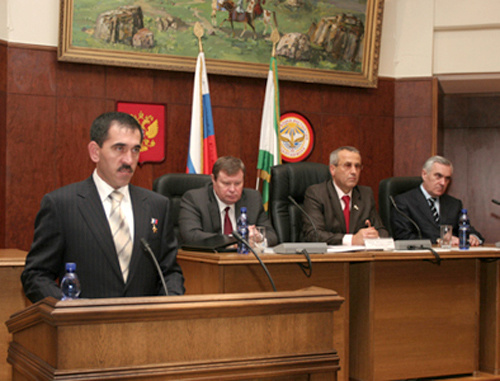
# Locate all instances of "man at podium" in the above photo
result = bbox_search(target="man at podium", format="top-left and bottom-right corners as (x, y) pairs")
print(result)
(21, 112), (185, 303)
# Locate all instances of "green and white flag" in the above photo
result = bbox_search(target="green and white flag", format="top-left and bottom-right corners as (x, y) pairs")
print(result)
(257, 56), (281, 211)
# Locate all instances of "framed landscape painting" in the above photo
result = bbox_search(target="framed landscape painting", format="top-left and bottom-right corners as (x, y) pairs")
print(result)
(59, 0), (384, 87)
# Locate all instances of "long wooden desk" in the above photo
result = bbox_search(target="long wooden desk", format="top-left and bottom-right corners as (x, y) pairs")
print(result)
(177, 247), (500, 381)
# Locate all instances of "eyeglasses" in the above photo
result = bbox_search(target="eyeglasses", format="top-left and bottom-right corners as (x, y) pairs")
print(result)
(335, 163), (363, 171)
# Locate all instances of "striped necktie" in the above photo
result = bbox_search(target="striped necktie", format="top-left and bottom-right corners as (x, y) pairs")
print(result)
(428, 197), (439, 223)
(109, 191), (132, 282)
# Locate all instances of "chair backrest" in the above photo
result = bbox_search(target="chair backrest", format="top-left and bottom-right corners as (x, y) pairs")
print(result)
(153, 173), (212, 241)
(269, 162), (331, 243)
(378, 176), (422, 237)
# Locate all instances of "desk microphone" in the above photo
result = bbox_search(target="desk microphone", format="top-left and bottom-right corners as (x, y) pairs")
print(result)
(389, 195), (423, 240)
(232, 230), (277, 292)
(288, 195), (320, 242)
(389, 196), (440, 265)
(140, 238), (169, 296)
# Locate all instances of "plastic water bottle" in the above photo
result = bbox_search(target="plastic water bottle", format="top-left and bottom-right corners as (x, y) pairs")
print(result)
(237, 207), (249, 254)
(458, 209), (470, 250)
(60, 262), (81, 300)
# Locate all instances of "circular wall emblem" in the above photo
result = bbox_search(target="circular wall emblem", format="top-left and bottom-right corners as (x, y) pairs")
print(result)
(279, 112), (315, 162)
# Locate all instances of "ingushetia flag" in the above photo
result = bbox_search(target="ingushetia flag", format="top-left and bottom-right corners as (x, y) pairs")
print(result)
(186, 52), (218, 174)
(257, 56), (281, 211)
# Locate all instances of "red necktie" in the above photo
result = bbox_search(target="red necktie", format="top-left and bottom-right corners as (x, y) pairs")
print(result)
(223, 206), (233, 235)
(342, 195), (350, 233)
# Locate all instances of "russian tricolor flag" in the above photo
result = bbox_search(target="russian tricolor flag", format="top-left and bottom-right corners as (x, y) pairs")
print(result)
(186, 52), (218, 174)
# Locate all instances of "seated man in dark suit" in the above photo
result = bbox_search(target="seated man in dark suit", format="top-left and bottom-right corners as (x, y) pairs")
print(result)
(22, 112), (185, 303)
(302, 146), (388, 245)
(392, 155), (484, 245)
(179, 156), (278, 246)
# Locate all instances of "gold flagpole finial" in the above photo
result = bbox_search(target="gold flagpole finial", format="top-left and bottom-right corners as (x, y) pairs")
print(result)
(194, 22), (204, 53)
(270, 28), (280, 58)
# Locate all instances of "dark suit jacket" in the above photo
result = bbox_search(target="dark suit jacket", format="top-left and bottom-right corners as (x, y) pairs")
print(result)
(21, 177), (185, 303)
(179, 183), (278, 246)
(302, 180), (389, 245)
(392, 187), (484, 243)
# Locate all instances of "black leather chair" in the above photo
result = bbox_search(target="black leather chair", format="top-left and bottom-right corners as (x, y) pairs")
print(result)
(269, 162), (331, 243)
(378, 176), (422, 237)
(153, 173), (212, 241)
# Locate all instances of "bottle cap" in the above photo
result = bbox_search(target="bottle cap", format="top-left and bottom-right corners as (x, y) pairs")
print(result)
(65, 262), (76, 272)
(240, 207), (247, 213)
(461, 208), (467, 213)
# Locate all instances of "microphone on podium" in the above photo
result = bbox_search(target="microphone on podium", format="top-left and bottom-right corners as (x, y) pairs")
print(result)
(140, 238), (169, 296)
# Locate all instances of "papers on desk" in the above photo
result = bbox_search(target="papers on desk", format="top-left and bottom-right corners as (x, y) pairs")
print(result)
(434, 246), (500, 253)
(327, 245), (366, 253)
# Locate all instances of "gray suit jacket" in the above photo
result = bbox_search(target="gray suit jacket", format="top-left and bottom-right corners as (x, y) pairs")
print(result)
(179, 183), (278, 246)
(302, 180), (389, 245)
(392, 187), (484, 243)
(21, 177), (185, 303)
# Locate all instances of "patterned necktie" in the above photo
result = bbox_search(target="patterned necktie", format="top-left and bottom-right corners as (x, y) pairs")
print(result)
(428, 197), (439, 223)
(223, 206), (233, 235)
(109, 191), (132, 282)
(342, 195), (350, 233)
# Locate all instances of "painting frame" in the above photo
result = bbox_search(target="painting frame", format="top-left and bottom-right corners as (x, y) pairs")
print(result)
(58, 0), (384, 88)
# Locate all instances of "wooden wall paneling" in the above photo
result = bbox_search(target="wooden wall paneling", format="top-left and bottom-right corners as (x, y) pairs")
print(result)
(106, 66), (155, 103)
(6, 94), (57, 250)
(56, 61), (106, 99)
(358, 115), (394, 203)
(7, 45), (56, 96)
(1, 42), (6, 247)
(0, 90), (5, 247)
(443, 94), (500, 244)
(3, 44), (398, 250)
(55, 98), (107, 187)
(281, 81), (324, 115)
(393, 78), (435, 176)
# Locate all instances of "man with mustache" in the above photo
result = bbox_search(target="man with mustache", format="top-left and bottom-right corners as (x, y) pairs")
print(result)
(392, 155), (484, 245)
(22, 112), (184, 303)
(302, 146), (388, 245)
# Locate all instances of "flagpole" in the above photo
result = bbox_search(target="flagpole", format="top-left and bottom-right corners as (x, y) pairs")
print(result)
(256, 28), (281, 192)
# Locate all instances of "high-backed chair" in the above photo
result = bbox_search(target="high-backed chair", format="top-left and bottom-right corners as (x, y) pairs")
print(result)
(269, 162), (331, 243)
(378, 176), (422, 237)
(153, 173), (212, 241)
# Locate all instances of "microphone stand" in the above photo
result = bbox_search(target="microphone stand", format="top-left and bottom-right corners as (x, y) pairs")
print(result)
(288, 195), (317, 276)
(140, 238), (169, 296)
(232, 230), (277, 292)
(390, 196), (441, 265)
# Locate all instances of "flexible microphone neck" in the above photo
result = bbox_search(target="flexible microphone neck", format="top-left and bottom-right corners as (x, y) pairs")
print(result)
(232, 230), (277, 292)
(140, 238), (169, 296)
(288, 195), (320, 242)
(493, 199), (500, 206)
(389, 195), (423, 240)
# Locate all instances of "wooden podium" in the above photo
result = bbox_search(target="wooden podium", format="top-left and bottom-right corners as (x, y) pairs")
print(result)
(6, 287), (344, 381)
